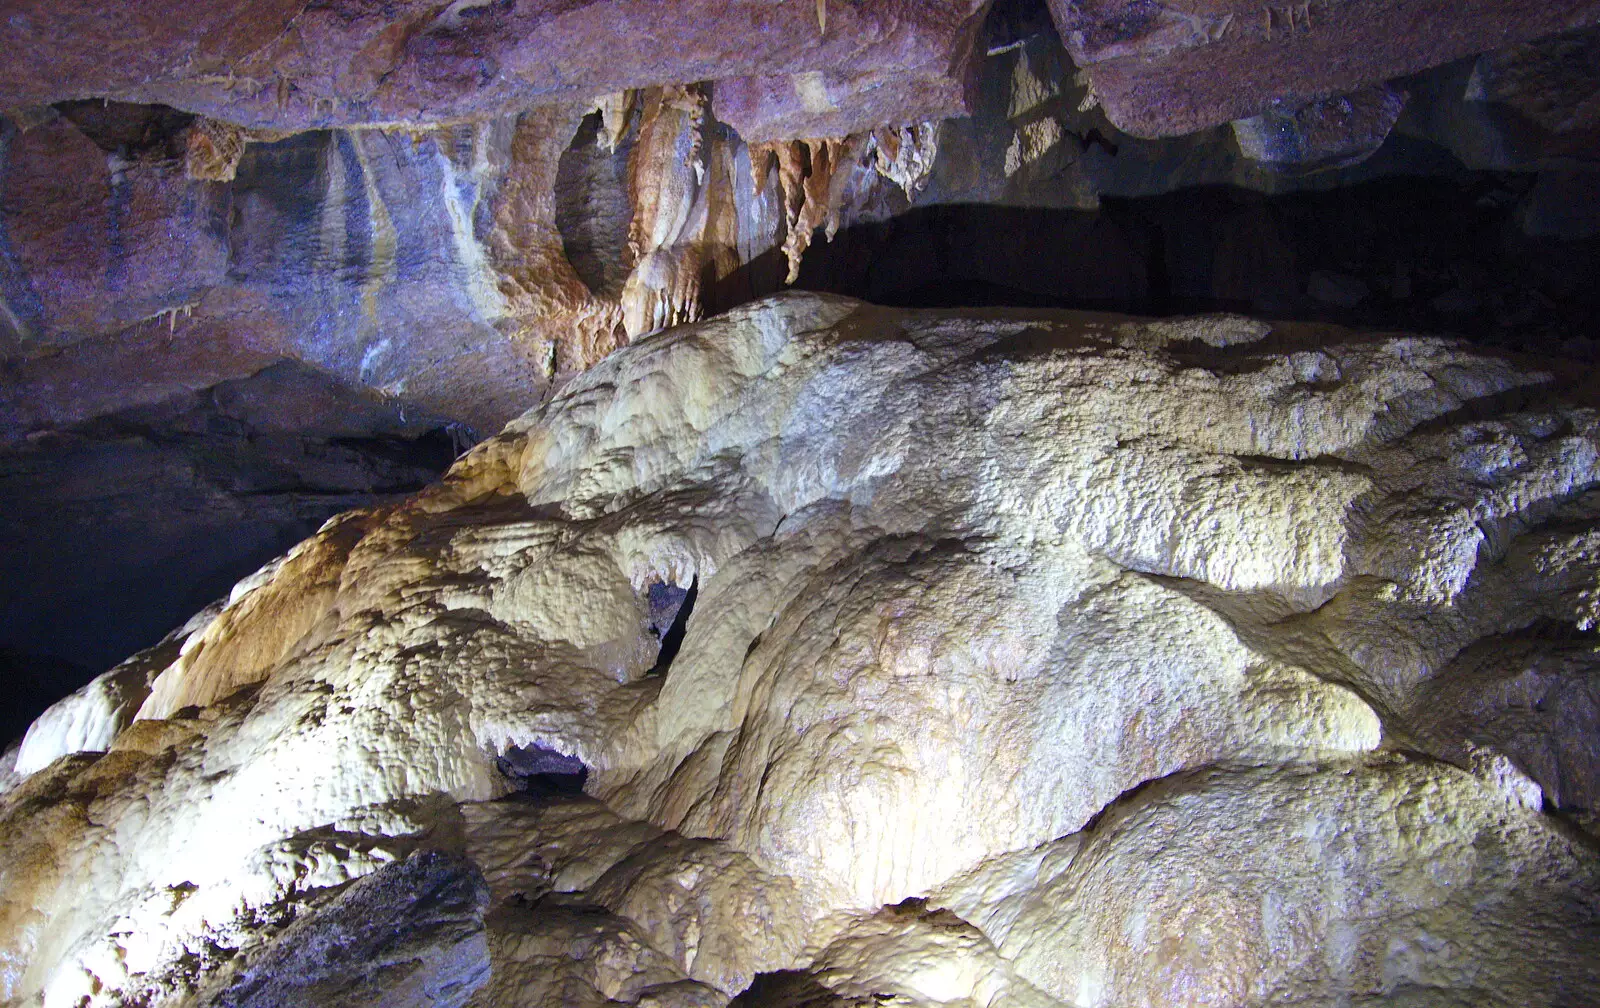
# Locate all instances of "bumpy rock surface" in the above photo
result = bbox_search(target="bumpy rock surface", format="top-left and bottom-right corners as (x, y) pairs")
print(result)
(2, 295), (1598, 1007)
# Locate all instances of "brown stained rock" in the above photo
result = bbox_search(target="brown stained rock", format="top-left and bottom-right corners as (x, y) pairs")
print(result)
(0, 118), (229, 350)
(752, 137), (860, 284)
(138, 507), (388, 721)
(184, 118), (248, 182)
(0, 1), (993, 135)
(620, 86), (715, 338)
(485, 105), (624, 374)
(1047, 0), (1600, 138)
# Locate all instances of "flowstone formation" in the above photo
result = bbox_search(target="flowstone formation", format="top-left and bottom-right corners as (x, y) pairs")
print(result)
(2, 294), (1598, 1007)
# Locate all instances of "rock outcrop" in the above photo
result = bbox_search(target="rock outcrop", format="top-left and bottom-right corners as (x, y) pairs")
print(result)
(2, 295), (1596, 1007)
(1049, 0), (1600, 137)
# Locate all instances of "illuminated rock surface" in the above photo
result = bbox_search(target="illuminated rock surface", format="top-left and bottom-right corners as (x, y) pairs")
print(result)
(2, 294), (1597, 1007)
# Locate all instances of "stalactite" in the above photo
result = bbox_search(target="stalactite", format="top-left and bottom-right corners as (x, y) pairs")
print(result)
(751, 136), (852, 284)
(697, 128), (746, 314)
(869, 122), (940, 197)
(488, 104), (624, 374)
(620, 84), (713, 337)
(592, 90), (637, 153)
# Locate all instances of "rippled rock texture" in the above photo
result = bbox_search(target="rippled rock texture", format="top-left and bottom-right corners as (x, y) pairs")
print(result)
(2, 295), (1596, 1007)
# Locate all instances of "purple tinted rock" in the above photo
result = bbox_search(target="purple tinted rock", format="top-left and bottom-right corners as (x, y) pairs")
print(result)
(1046, 0), (1600, 138)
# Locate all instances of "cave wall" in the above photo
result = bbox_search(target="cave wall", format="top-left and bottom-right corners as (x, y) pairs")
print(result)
(5, 4), (1599, 439)
(1, 0), (1597, 746)
(2, 1), (1600, 1005)
(1, 295), (1597, 1008)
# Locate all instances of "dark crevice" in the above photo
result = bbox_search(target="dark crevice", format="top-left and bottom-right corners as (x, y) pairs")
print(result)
(730, 970), (866, 1008)
(1074, 773), (1169, 837)
(496, 743), (589, 797)
(555, 110), (637, 303)
(646, 579), (697, 677)
(0, 361), (458, 684)
(53, 100), (194, 160)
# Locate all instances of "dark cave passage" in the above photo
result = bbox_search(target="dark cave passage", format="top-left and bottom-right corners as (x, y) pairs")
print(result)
(786, 175), (1600, 360)
(497, 743), (591, 797)
(0, 362), (461, 747)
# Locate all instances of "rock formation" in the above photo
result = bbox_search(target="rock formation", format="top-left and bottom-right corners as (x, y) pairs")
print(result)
(3, 294), (1597, 1007)
(4, 1), (1600, 1002)
(1049, 0), (1600, 137)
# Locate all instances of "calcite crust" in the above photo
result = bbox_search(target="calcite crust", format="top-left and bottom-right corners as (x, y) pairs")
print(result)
(1, 295), (1598, 1008)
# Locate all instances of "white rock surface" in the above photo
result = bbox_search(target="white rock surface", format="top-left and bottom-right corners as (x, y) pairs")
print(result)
(934, 757), (1600, 1008)
(1, 293), (1596, 1008)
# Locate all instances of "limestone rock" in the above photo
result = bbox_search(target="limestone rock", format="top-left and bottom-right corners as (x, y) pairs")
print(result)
(935, 757), (1600, 1007)
(0, 1), (990, 135)
(0, 295), (1597, 1006)
(194, 850), (491, 1008)
(1232, 84), (1408, 171)
(184, 119), (248, 183)
(0, 114), (228, 351)
(1048, 0), (1600, 137)
(11, 623), (184, 780)
(1410, 631), (1600, 812)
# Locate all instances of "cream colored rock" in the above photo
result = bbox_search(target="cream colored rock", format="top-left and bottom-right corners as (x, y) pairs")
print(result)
(1410, 632), (1600, 813)
(935, 758), (1599, 1008)
(468, 903), (723, 1008)
(137, 509), (384, 721)
(805, 903), (1062, 1008)
(0, 294), (1596, 1007)
(587, 834), (806, 994)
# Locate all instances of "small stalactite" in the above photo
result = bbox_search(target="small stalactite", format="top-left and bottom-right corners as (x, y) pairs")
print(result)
(868, 122), (940, 197)
(592, 90), (637, 153)
(752, 137), (852, 284)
